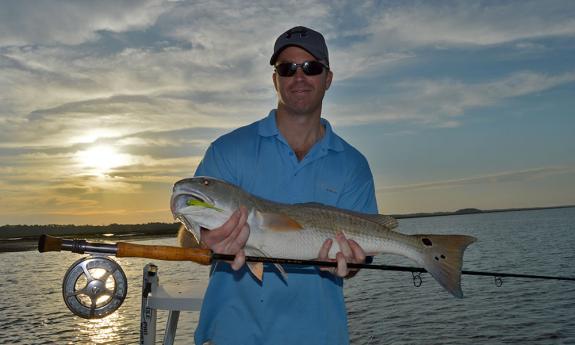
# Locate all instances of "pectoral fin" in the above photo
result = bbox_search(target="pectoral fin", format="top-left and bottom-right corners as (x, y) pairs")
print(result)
(256, 210), (303, 232)
(274, 263), (288, 282)
(247, 262), (264, 281)
(244, 247), (289, 282)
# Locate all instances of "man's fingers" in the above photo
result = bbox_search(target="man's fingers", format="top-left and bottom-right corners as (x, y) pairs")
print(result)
(221, 207), (249, 252)
(318, 238), (332, 259)
(231, 249), (246, 271)
(348, 239), (366, 264)
(317, 238), (335, 273)
(335, 232), (353, 259)
(202, 209), (240, 246)
(335, 252), (348, 277)
(196, 207), (250, 270)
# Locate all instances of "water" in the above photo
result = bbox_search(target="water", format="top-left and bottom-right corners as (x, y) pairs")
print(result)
(347, 207), (575, 345)
(0, 238), (211, 345)
(1, 208), (574, 344)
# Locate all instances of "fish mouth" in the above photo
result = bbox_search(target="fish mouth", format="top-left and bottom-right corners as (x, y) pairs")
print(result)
(170, 190), (214, 236)
(170, 189), (214, 216)
(188, 190), (213, 206)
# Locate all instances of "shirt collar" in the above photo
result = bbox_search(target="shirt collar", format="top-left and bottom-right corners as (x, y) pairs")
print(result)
(258, 109), (344, 152)
(258, 110), (280, 137)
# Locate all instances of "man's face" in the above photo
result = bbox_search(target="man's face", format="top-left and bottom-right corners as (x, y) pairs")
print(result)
(273, 46), (332, 116)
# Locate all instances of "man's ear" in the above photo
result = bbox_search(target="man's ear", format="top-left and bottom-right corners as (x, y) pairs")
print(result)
(272, 72), (278, 91)
(325, 70), (333, 90)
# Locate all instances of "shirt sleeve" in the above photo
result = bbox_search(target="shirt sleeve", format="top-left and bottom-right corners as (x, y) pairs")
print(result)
(338, 156), (378, 214)
(194, 142), (237, 184)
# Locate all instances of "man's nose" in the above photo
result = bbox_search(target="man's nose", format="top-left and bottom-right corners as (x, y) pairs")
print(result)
(293, 66), (306, 79)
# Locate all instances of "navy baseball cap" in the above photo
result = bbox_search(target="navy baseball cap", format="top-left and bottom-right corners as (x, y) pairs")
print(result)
(270, 26), (329, 66)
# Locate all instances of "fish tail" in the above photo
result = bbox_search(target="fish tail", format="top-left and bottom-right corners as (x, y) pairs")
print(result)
(415, 234), (477, 298)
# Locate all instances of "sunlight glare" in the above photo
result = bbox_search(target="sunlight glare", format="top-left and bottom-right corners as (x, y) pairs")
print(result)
(79, 311), (123, 344)
(76, 145), (132, 175)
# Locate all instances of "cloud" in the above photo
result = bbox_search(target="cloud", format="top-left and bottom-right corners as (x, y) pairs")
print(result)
(3, 1), (573, 146)
(326, 1), (575, 79)
(364, 0), (575, 47)
(328, 70), (575, 126)
(0, 0), (170, 45)
(378, 166), (575, 193)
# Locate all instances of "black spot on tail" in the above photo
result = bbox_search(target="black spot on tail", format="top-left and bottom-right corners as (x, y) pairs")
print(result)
(422, 238), (433, 246)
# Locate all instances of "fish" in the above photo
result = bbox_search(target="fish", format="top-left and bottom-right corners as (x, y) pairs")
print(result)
(170, 176), (477, 297)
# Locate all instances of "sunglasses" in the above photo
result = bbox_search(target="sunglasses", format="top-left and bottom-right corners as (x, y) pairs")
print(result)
(274, 61), (328, 77)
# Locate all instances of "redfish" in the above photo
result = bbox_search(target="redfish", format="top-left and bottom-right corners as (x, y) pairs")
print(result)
(171, 177), (476, 297)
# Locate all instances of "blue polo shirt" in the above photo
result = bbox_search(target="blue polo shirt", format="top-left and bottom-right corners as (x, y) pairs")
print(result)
(194, 110), (377, 345)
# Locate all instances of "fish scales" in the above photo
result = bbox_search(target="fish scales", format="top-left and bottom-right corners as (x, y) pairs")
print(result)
(272, 203), (418, 259)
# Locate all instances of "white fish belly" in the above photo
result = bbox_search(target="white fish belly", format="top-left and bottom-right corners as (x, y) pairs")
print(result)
(252, 228), (422, 263)
(251, 230), (332, 259)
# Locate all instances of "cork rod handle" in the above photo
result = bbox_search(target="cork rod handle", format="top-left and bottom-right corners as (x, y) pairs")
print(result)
(116, 242), (213, 265)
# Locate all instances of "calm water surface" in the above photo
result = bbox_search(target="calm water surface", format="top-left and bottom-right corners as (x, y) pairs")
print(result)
(1, 208), (574, 344)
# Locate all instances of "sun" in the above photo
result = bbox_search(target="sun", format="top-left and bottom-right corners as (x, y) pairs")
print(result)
(76, 145), (131, 175)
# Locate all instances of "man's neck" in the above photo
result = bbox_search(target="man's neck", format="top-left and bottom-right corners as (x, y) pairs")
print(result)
(276, 108), (325, 161)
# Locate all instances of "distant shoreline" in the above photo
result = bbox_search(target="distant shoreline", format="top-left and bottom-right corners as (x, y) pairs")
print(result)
(392, 204), (575, 219)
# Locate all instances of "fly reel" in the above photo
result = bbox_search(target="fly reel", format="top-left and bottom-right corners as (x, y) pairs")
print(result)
(62, 256), (128, 319)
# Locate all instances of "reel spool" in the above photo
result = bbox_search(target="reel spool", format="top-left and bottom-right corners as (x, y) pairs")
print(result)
(62, 256), (128, 319)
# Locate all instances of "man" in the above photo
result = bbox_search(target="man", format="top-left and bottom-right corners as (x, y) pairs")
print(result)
(193, 26), (378, 345)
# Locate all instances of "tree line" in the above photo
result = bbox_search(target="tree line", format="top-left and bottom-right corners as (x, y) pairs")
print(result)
(0, 223), (180, 239)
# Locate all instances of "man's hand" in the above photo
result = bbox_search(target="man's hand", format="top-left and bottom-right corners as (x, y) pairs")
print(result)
(317, 232), (366, 278)
(200, 206), (250, 271)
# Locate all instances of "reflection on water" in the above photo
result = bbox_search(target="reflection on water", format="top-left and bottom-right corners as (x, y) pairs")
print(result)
(78, 312), (123, 344)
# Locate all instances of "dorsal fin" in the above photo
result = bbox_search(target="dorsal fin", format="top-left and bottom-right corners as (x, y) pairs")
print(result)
(293, 202), (398, 230)
(359, 214), (399, 229)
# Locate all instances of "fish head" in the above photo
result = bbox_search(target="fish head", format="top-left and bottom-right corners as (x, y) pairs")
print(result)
(170, 177), (245, 234)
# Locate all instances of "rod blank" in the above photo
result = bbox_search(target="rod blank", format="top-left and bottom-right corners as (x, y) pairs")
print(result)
(213, 253), (575, 282)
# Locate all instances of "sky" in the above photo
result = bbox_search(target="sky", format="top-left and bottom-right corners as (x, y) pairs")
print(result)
(1, 0), (574, 225)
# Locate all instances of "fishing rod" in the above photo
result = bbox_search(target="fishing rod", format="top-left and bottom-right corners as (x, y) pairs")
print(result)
(39, 235), (575, 282)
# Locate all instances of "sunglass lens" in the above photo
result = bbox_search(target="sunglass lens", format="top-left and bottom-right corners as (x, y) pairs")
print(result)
(276, 63), (296, 77)
(303, 61), (325, 75)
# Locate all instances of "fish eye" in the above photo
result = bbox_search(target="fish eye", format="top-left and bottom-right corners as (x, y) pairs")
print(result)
(203, 179), (210, 186)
